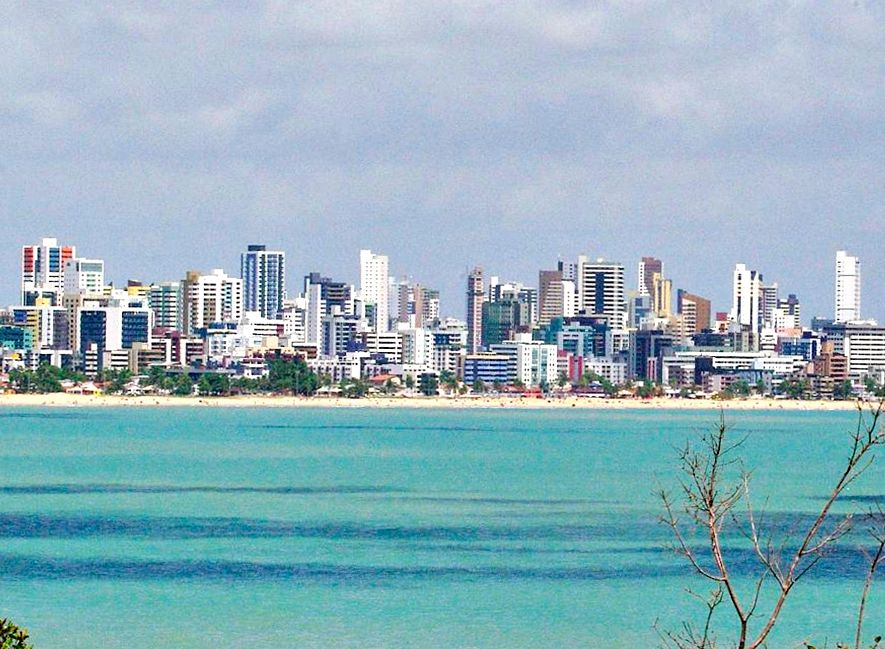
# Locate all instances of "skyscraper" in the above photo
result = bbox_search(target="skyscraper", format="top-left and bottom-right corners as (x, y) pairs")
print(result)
(359, 249), (389, 332)
(241, 244), (286, 319)
(637, 257), (663, 297)
(651, 272), (672, 317)
(21, 237), (76, 305)
(148, 281), (183, 331)
(466, 267), (484, 354)
(538, 269), (564, 326)
(835, 250), (861, 322)
(182, 269), (243, 335)
(577, 258), (625, 326)
(730, 264), (762, 333)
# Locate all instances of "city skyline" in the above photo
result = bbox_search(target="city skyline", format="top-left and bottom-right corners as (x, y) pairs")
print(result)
(2, 3), (883, 322)
(5, 235), (879, 325)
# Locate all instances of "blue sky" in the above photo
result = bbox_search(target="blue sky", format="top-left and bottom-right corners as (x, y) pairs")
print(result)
(2, 2), (882, 321)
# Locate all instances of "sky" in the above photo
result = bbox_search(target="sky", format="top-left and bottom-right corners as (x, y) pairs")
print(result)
(2, 1), (883, 322)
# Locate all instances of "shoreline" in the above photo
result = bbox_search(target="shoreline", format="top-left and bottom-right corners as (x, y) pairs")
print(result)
(0, 393), (867, 411)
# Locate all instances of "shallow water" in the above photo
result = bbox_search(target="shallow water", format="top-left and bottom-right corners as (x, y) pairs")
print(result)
(0, 407), (882, 647)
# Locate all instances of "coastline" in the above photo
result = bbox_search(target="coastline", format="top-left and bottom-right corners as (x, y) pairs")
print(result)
(0, 392), (866, 410)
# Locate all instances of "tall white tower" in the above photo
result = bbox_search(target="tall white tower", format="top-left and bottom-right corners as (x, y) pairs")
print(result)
(730, 264), (761, 333)
(835, 250), (861, 323)
(359, 249), (390, 332)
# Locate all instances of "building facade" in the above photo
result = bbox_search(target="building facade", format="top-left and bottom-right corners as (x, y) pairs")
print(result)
(241, 244), (286, 319)
(835, 250), (861, 323)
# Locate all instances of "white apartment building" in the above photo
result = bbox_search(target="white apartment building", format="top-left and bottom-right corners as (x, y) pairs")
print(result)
(491, 334), (558, 387)
(362, 330), (404, 364)
(835, 250), (861, 323)
(825, 322), (885, 380)
(730, 264), (762, 333)
(63, 258), (105, 295)
(182, 269), (243, 335)
(577, 258), (625, 326)
(584, 357), (627, 384)
(359, 249), (390, 332)
(21, 237), (76, 303)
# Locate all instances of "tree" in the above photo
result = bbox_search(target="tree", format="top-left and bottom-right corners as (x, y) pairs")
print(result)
(172, 373), (194, 396)
(834, 379), (855, 401)
(266, 357), (318, 396)
(104, 369), (133, 394)
(339, 377), (369, 398)
(864, 377), (885, 398)
(636, 379), (657, 399)
(557, 372), (569, 390)
(472, 379), (485, 394)
(144, 365), (172, 391)
(0, 618), (33, 649)
(404, 374), (415, 390)
(8, 368), (34, 393)
(419, 373), (439, 396)
(439, 369), (458, 394)
(754, 379), (767, 396)
(197, 372), (230, 396)
(726, 380), (751, 398)
(659, 404), (885, 649)
(780, 377), (810, 400)
(33, 364), (63, 393)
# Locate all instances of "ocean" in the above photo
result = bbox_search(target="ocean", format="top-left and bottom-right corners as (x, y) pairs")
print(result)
(0, 406), (882, 648)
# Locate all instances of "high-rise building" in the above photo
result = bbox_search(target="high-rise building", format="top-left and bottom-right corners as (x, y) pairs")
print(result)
(63, 258), (105, 295)
(148, 282), (183, 331)
(823, 322), (884, 381)
(760, 282), (779, 328)
(359, 249), (389, 332)
(730, 264), (762, 333)
(835, 250), (861, 322)
(539, 270), (564, 326)
(241, 244), (286, 319)
(677, 290), (711, 335)
(182, 269), (243, 335)
(21, 237), (76, 305)
(577, 258), (625, 326)
(638, 257), (663, 298)
(651, 272), (672, 317)
(466, 267), (484, 354)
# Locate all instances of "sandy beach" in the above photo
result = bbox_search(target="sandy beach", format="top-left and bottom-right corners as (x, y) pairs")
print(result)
(0, 392), (867, 410)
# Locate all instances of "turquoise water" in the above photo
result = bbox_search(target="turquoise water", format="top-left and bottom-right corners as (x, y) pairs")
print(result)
(0, 407), (883, 648)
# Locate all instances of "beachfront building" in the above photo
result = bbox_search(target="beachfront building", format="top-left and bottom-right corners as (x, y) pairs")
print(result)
(490, 334), (558, 387)
(823, 321), (885, 381)
(463, 353), (512, 387)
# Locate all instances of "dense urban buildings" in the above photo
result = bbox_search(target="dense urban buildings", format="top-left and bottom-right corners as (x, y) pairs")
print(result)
(1, 239), (882, 397)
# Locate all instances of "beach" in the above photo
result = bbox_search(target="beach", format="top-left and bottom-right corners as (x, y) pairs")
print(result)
(0, 392), (866, 410)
